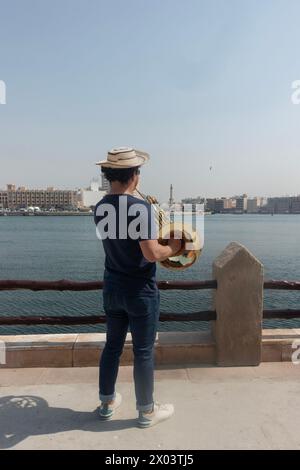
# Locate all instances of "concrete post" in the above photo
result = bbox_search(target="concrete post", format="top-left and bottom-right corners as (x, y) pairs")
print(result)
(213, 242), (263, 366)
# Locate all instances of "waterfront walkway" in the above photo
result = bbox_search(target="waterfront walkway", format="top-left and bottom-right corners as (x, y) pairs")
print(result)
(1, 363), (300, 450)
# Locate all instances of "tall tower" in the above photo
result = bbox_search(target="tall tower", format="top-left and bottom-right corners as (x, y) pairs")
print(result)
(169, 184), (174, 206)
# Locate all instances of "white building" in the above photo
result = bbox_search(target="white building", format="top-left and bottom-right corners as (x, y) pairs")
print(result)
(78, 179), (106, 209)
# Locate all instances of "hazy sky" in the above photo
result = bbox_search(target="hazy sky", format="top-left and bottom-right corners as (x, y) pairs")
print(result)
(0, 0), (300, 201)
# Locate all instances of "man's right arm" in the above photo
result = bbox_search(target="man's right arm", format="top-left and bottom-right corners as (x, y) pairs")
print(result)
(139, 239), (182, 263)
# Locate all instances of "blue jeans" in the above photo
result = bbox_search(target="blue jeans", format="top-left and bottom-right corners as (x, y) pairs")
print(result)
(99, 290), (160, 412)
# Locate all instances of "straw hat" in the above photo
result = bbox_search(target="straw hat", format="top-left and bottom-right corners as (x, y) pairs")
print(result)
(95, 147), (149, 168)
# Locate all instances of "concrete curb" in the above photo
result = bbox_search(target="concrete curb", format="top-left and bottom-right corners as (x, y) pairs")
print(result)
(0, 329), (300, 368)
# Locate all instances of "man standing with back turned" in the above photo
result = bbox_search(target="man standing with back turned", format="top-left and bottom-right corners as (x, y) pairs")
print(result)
(94, 147), (181, 428)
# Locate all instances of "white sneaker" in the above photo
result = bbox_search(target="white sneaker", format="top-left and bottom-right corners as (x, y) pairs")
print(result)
(99, 392), (122, 420)
(138, 402), (174, 428)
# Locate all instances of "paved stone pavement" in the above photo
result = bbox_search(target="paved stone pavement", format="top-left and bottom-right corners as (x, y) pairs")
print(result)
(0, 363), (300, 450)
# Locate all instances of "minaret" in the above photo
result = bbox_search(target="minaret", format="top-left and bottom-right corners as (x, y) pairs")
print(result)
(169, 184), (174, 206)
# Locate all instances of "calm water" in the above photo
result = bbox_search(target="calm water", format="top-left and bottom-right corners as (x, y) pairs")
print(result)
(0, 214), (300, 335)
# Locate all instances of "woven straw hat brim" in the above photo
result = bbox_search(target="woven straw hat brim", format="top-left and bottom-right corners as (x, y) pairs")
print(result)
(95, 150), (149, 168)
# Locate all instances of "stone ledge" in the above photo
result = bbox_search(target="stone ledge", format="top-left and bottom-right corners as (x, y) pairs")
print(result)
(0, 331), (214, 368)
(262, 329), (300, 362)
(0, 329), (299, 368)
(0, 333), (78, 350)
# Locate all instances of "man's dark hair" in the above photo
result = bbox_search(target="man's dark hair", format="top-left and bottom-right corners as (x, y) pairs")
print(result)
(101, 166), (140, 184)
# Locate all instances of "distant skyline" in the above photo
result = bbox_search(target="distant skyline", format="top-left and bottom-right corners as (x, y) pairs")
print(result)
(1, 0), (300, 200)
(1, 180), (300, 202)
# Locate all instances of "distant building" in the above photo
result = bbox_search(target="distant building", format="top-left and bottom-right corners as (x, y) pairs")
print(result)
(277, 197), (290, 213)
(235, 195), (247, 212)
(204, 197), (236, 213)
(0, 190), (8, 209)
(290, 197), (300, 213)
(205, 198), (216, 212)
(223, 198), (236, 210)
(247, 198), (259, 213)
(259, 197), (268, 207)
(264, 197), (291, 214)
(182, 196), (205, 205)
(100, 174), (110, 192)
(215, 198), (225, 212)
(78, 180), (106, 209)
(0, 184), (78, 210)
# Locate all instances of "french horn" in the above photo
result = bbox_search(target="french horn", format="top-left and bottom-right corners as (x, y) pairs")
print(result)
(135, 189), (202, 270)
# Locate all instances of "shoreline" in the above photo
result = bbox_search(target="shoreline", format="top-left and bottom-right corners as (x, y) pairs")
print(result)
(1, 212), (300, 217)
(0, 211), (93, 216)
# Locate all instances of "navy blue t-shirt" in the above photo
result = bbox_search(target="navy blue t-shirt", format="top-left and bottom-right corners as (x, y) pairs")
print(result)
(94, 194), (157, 296)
